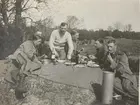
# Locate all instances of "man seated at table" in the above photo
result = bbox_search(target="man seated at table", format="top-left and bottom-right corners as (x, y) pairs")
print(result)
(94, 38), (106, 68)
(64, 30), (80, 62)
(93, 37), (115, 67)
(71, 30), (79, 51)
(49, 22), (74, 60)
(102, 39), (138, 98)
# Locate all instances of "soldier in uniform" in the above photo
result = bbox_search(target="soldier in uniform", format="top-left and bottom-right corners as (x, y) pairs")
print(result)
(65, 30), (80, 63)
(94, 37), (115, 68)
(5, 31), (43, 97)
(94, 38), (106, 68)
(103, 39), (138, 98)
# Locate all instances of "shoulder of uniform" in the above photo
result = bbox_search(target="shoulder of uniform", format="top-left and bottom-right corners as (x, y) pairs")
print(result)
(21, 40), (33, 48)
(117, 51), (126, 57)
(24, 40), (32, 44)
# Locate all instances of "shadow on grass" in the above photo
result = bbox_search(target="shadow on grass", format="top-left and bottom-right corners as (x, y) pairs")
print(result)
(91, 83), (102, 101)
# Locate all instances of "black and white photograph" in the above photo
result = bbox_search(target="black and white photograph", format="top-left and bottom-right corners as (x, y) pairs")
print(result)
(0, 0), (139, 105)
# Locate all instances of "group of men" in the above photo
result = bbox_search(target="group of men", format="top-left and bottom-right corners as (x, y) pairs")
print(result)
(94, 37), (138, 98)
(4, 22), (79, 95)
(4, 22), (138, 100)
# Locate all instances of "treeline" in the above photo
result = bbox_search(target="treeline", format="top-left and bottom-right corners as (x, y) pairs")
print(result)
(26, 27), (140, 41)
(77, 29), (140, 40)
(0, 24), (140, 59)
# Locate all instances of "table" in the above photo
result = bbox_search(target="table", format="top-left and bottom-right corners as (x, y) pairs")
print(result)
(33, 63), (103, 89)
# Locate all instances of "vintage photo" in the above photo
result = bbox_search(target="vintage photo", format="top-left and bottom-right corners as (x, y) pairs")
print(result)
(0, 0), (139, 105)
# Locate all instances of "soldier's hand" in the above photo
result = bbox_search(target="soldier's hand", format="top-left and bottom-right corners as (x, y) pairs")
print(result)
(107, 53), (113, 63)
(67, 55), (71, 60)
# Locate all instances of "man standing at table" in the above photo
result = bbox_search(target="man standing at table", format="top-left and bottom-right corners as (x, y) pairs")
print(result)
(49, 22), (74, 60)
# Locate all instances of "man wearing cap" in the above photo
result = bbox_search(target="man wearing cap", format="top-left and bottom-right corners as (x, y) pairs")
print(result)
(49, 22), (74, 60)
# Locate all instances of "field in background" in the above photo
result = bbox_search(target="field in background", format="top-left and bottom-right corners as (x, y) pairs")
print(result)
(78, 38), (140, 56)
(117, 38), (140, 56)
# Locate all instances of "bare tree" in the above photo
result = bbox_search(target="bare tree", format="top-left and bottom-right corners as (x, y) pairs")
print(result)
(0, 0), (9, 35)
(14, 0), (49, 41)
(66, 15), (84, 29)
(124, 24), (132, 32)
(0, 0), (8, 26)
(43, 16), (54, 28)
(15, 0), (24, 28)
(113, 22), (123, 31)
(107, 26), (114, 32)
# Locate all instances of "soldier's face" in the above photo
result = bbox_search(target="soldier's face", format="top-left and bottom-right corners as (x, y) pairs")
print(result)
(59, 25), (67, 34)
(108, 42), (117, 53)
(34, 38), (42, 46)
(72, 33), (79, 40)
(95, 41), (102, 49)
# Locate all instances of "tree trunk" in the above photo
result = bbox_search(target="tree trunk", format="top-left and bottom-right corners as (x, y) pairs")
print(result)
(1, 0), (9, 35)
(15, 0), (24, 42)
(15, 0), (23, 28)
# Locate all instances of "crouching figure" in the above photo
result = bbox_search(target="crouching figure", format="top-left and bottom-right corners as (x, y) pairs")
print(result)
(4, 31), (43, 99)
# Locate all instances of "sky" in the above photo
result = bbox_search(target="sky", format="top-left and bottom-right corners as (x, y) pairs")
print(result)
(24, 0), (140, 31)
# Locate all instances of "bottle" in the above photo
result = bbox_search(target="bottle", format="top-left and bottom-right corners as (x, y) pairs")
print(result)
(51, 54), (55, 59)
(75, 51), (79, 64)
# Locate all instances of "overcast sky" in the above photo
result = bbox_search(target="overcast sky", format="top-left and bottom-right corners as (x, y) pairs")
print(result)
(25, 0), (140, 31)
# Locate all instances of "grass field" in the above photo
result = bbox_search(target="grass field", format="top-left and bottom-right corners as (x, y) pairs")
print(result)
(78, 38), (140, 56)
(117, 38), (140, 56)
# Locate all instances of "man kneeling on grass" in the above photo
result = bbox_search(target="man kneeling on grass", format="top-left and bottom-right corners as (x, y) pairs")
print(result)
(102, 39), (138, 98)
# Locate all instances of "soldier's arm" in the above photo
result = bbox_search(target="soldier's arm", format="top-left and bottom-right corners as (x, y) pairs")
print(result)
(33, 55), (42, 65)
(110, 60), (117, 70)
(49, 31), (56, 54)
(115, 53), (132, 75)
(67, 34), (74, 59)
(21, 41), (35, 60)
(107, 53), (117, 70)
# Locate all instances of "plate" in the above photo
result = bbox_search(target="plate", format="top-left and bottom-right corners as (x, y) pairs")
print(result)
(93, 64), (99, 67)
(57, 60), (66, 63)
(65, 62), (76, 65)
(74, 64), (86, 68)
(87, 63), (99, 68)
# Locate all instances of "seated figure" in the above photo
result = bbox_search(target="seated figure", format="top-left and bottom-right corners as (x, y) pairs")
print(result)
(102, 39), (138, 98)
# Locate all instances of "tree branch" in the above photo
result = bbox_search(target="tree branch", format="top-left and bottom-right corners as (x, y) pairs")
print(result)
(5, 0), (9, 4)
(22, 0), (30, 9)
(22, 6), (37, 12)
(22, 16), (35, 23)
(8, 7), (15, 12)
(8, 11), (14, 18)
